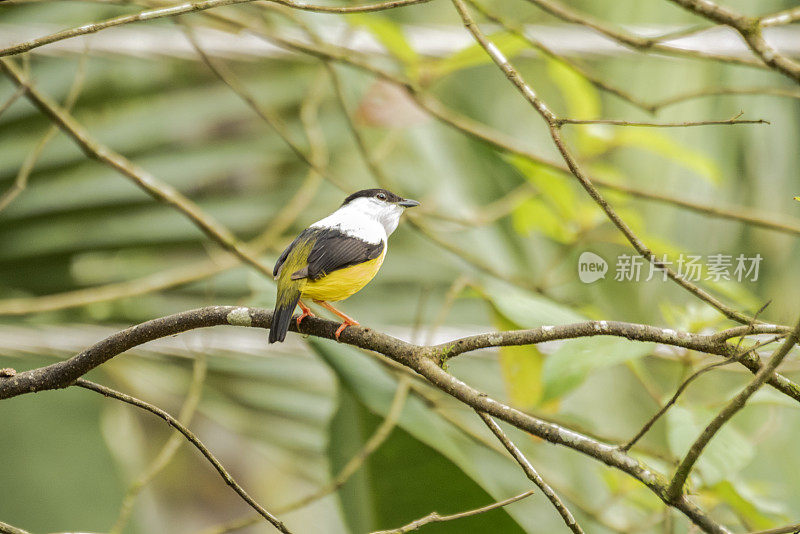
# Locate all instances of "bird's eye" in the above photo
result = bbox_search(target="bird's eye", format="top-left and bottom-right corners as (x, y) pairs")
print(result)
(376, 192), (387, 201)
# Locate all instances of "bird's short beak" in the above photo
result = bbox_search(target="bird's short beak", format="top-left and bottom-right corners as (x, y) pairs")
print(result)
(398, 198), (420, 208)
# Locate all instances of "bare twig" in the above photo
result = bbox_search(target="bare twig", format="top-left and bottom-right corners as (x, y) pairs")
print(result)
(477, 412), (583, 534)
(556, 115), (769, 127)
(665, 315), (800, 502)
(75, 378), (293, 534)
(369, 490), (535, 534)
(110, 354), (208, 534)
(0, 86), (25, 119)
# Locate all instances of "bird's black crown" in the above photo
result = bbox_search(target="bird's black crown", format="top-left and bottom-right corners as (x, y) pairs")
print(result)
(342, 188), (404, 206)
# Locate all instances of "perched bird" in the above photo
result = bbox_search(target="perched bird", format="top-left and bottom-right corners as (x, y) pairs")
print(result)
(269, 188), (420, 343)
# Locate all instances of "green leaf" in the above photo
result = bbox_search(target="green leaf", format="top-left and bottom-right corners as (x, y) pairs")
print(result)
(712, 479), (785, 530)
(667, 405), (755, 487)
(512, 197), (575, 243)
(612, 129), (722, 184)
(545, 58), (600, 119)
(483, 279), (653, 401)
(349, 14), (419, 78)
(493, 312), (545, 409)
(329, 386), (528, 534)
(310, 337), (564, 533)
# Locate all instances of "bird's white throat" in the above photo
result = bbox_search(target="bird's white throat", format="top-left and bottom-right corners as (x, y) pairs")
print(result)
(310, 196), (406, 244)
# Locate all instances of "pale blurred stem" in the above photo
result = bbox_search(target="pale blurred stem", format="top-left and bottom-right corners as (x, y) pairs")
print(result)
(0, 63), (329, 317)
(0, 85), (24, 118)
(7, 309), (792, 532)
(200, 375), (411, 534)
(110, 354), (207, 534)
(74, 378), (293, 534)
(370, 490), (535, 534)
(450, 0), (755, 327)
(0, 57), (274, 279)
(424, 275), (470, 345)
(665, 0), (800, 85)
(665, 315), (800, 503)
(0, 53), (87, 213)
(620, 334), (786, 453)
(477, 412), (584, 534)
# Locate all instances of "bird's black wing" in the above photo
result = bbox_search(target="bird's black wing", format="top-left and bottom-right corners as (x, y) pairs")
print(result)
(289, 228), (384, 281)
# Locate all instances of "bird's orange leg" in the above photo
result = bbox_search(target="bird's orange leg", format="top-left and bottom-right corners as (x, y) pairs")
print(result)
(314, 300), (359, 340)
(296, 299), (315, 328)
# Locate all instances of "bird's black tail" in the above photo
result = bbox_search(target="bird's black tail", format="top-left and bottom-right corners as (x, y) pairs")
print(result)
(269, 285), (301, 343)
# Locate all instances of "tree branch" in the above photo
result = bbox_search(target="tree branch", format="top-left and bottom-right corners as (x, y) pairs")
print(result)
(2, 306), (779, 532)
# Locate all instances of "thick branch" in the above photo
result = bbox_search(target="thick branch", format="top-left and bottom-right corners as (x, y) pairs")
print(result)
(2, 306), (782, 532)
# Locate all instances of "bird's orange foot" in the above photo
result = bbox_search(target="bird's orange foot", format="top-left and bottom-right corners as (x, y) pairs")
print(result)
(296, 300), (315, 328)
(334, 318), (359, 341)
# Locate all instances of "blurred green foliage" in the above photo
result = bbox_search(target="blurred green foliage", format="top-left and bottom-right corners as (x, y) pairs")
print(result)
(1, 0), (800, 533)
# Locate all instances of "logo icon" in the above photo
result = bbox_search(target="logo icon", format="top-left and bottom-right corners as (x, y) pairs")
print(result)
(578, 252), (608, 283)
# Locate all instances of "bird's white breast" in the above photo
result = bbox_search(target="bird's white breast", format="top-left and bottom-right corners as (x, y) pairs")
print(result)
(310, 205), (388, 245)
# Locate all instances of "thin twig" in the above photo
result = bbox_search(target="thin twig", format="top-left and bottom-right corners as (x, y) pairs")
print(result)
(477, 412), (584, 534)
(556, 116), (769, 127)
(369, 490), (535, 534)
(665, 315), (800, 502)
(75, 379), (293, 534)
(110, 354), (208, 534)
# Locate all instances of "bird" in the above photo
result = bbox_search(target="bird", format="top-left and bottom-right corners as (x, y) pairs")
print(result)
(268, 188), (420, 343)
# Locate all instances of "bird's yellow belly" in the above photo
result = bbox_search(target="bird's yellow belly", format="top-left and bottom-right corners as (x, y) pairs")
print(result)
(300, 250), (385, 302)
